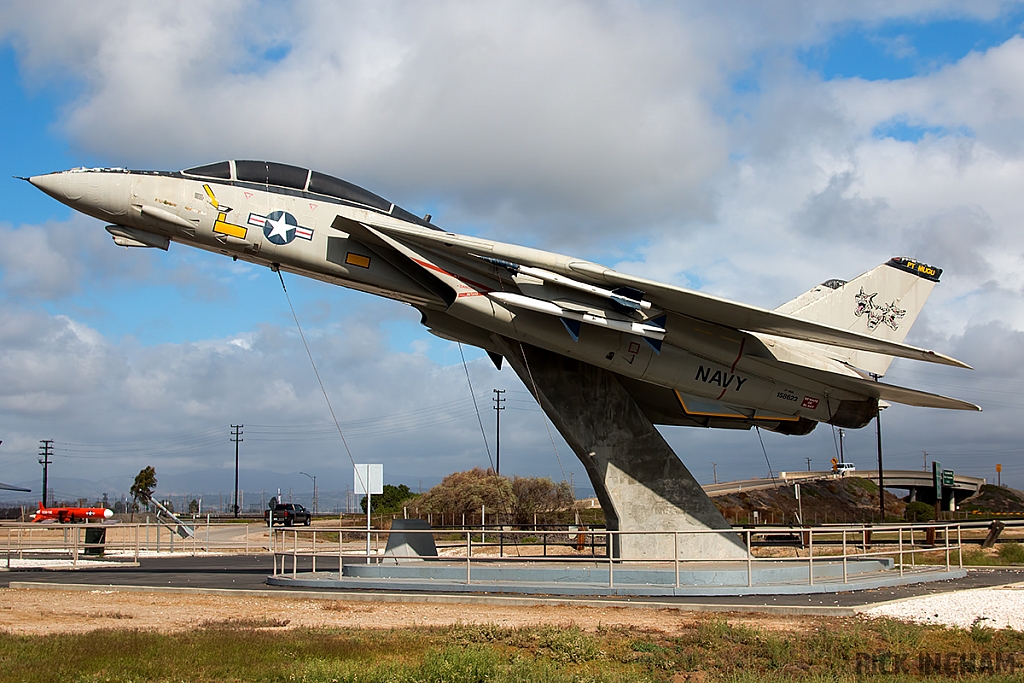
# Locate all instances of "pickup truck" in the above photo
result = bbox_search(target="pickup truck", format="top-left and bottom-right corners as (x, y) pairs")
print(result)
(264, 503), (312, 526)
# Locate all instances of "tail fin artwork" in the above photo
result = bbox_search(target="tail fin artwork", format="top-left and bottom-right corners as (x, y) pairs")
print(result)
(774, 257), (942, 376)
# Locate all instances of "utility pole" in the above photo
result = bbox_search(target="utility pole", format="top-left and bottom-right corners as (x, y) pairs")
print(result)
(876, 405), (885, 522)
(38, 440), (53, 507)
(230, 425), (243, 518)
(492, 389), (505, 475)
(922, 451), (928, 471)
(872, 374), (884, 523)
(300, 471), (317, 514)
(805, 457), (812, 472)
(711, 462), (718, 484)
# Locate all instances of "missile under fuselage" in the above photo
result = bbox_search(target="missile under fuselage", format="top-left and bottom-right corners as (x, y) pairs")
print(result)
(27, 162), (958, 432)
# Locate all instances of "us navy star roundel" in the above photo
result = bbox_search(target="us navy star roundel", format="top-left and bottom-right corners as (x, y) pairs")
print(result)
(247, 210), (314, 245)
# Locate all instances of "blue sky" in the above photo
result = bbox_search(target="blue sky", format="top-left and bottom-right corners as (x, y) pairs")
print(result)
(2, 2), (1023, 505)
(803, 13), (1024, 81)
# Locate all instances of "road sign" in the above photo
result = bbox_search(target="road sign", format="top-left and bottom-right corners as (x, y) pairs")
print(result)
(996, 464), (1002, 473)
(354, 464), (384, 566)
(353, 464), (383, 495)
(933, 461), (942, 498)
(942, 470), (954, 486)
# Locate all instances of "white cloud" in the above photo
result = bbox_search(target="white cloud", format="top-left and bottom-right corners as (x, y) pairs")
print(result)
(3, 2), (1024, 497)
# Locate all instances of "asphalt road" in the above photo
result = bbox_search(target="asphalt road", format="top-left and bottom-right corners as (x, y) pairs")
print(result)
(3, 554), (1023, 609)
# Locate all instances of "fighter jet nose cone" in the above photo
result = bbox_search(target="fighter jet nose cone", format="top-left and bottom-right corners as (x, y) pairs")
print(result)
(29, 169), (131, 218)
(28, 173), (70, 199)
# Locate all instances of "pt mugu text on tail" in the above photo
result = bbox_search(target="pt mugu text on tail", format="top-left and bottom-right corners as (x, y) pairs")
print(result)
(27, 160), (979, 440)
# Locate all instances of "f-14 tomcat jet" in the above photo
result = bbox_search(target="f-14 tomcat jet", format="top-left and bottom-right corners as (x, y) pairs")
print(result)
(28, 161), (977, 559)
(28, 160), (977, 435)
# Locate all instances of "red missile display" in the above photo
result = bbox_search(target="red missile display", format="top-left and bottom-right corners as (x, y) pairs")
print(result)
(30, 502), (114, 523)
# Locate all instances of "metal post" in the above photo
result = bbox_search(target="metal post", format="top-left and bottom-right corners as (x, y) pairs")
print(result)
(312, 530), (316, 574)
(674, 532), (680, 589)
(957, 525), (963, 569)
(808, 529), (814, 586)
(293, 529), (298, 579)
(746, 530), (753, 587)
(898, 527), (904, 576)
(945, 526), (950, 571)
(466, 531), (471, 584)
(875, 392), (885, 522)
(366, 489), (372, 565)
(842, 529), (848, 584)
(608, 531), (614, 588)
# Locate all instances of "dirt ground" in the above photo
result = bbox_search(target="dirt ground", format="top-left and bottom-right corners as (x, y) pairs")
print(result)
(0, 587), (828, 636)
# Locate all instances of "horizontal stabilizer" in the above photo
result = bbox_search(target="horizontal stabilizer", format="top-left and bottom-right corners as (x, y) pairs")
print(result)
(873, 383), (981, 411)
(764, 356), (981, 412)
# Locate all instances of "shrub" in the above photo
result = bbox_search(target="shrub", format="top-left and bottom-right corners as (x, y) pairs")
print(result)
(998, 541), (1024, 564)
(904, 501), (935, 522)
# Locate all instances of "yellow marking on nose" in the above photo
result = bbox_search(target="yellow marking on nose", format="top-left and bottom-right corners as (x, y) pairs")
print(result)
(203, 184), (219, 209)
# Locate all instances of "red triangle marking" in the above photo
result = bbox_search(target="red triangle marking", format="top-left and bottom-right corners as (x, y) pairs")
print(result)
(244, 191), (253, 199)
(309, 203), (317, 210)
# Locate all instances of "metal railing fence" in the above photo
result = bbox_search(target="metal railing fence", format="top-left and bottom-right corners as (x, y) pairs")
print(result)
(268, 521), (984, 589)
(1, 520), (267, 567)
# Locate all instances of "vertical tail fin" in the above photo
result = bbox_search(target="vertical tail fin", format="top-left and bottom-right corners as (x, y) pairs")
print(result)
(775, 257), (941, 376)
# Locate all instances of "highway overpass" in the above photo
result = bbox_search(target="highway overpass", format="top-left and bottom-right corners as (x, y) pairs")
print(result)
(707, 470), (986, 510)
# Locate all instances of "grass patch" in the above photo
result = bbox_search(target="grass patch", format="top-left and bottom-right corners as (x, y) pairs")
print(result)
(3, 616), (1024, 681)
(912, 545), (1024, 567)
(846, 477), (879, 493)
(998, 541), (1024, 564)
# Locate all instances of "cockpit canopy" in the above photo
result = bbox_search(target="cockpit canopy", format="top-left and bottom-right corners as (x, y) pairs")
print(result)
(182, 160), (432, 228)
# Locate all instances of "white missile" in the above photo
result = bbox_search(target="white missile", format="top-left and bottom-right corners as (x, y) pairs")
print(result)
(487, 291), (666, 340)
(479, 256), (651, 311)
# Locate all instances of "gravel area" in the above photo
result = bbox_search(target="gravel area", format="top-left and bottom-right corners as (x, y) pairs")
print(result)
(862, 583), (1024, 630)
(0, 587), (825, 635)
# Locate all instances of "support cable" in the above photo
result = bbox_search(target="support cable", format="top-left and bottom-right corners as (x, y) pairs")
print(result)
(754, 426), (778, 487)
(277, 270), (364, 493)
(458, 342), (495, 472)
(490, 267), (569, 482)
(825, 395), (842, 464)
(513, 340), (569, 484)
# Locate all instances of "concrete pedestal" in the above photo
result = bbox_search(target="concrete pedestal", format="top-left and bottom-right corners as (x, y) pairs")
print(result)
(495, 339), (747, 561)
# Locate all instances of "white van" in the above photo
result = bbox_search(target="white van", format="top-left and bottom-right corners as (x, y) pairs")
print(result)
(835, 462), (856, 475)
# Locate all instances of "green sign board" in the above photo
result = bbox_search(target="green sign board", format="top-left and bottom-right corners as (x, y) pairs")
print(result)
(933, 461), (943, 497)
(942, 470), (954, 486)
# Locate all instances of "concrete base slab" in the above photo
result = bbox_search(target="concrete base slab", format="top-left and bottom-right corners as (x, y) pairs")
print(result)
(267, 559), (966, 597)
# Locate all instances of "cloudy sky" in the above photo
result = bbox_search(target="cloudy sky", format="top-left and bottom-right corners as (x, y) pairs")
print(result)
(1, 1), (1022, 509)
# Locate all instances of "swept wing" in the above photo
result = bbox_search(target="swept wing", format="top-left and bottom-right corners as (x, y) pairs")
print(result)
(344, 216), (970, 369)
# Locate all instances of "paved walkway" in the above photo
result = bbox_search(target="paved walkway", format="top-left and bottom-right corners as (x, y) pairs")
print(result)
(3, 555), (1024, 614)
